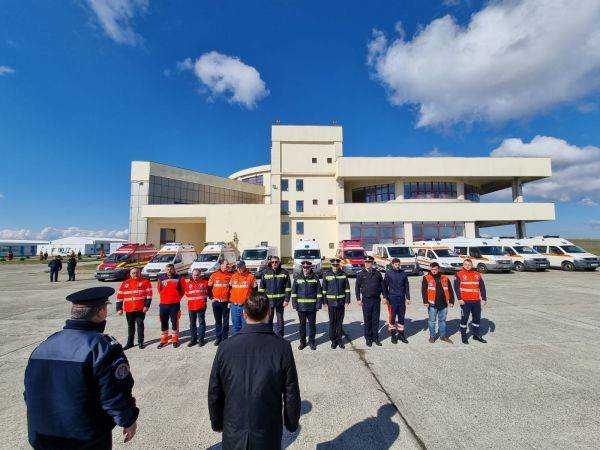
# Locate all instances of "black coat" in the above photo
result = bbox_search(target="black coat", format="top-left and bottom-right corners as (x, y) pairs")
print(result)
(291, 270), (323, 312)
(208, 323), (301, 450)
(258, 267), (292, 306)
(355, 268), (386, 300)
(321, 268), (351, 307)
(67, 256), (77, 270)
(47, 259), (62, 271)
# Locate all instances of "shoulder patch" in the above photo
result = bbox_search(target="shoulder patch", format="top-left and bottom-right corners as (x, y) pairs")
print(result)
(114, 362), (130, 380)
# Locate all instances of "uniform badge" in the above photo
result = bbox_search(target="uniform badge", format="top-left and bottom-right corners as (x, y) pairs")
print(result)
(114, 362), (130, 380)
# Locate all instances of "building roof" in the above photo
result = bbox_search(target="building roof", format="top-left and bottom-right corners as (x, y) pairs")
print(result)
(48, 237), (127, 245)
(0, 239), (49, 245)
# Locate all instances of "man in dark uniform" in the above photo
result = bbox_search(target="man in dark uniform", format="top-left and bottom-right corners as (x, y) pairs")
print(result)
(24, 287), (139, 449)
(355, 255), (387, 347)
(291, 260), (323, 351)
(67, 253), (78, 281)
(258, 256), (292, 337)
(47, 255), (62, 282)
(321, 258), (351, 349)
(383, 258), (411, 344)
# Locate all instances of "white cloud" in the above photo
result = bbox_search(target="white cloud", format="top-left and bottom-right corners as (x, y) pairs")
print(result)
(490, 136), (600, 203)
(0, 66), (15, 75)
(178, 51), (269, 109)
(0, 227), (128, 240)
(367, 0), (600, 127)
(579, 198), (598, 207)
(86, 0), (148, 46)
(424, 147), (451, 157)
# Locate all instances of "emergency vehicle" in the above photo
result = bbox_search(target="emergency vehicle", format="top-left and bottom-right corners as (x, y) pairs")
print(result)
(240, 244), (278, 277)
(493, 238), (550, 271)
(411, 241), (463, 273)
(370, 243), (419, 275)
(141, 243), (197, 279)
(335, 240), (366, 276)
(441, 238), (513, 273)
(95, 244), (156, 281)
(519, 236), (599, 271)
(189, 242), (238, 276)
(293, 239), (322, 276)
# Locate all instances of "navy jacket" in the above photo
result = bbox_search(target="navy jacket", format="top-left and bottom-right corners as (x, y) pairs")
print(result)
(24, 320), (139, 447)
(258, 267), (292, 306)
(321, 268), (351, 307)
(47, 259), (62, 271)
(355, 268), (386, 301)
(291, 270), (323, 312)
(383, 268), (410, 302)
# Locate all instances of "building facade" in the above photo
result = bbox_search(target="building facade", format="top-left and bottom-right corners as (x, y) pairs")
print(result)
(0, 240), (49, 258)
(130, 125), (555, 258)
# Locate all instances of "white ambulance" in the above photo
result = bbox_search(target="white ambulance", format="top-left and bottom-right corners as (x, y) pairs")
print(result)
(520, 236), (599, 271)
(494, 238), (550, 271)
(141, 243), (197, 279)
(411, 241), (463, 273)
(441, 238), (512, 273)
(240, 244), (278, 277)
(370, 243), (419, 275)
(189, 242), (238, 276)
(293, 239), (322, 276)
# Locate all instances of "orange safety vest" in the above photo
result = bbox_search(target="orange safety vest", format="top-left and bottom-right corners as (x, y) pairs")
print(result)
(208, 270), (232, 301)
(456, 269), (481, 301)
(184, 278), (208, 311)
(424, 274), (451, 304)
(116, 278), (153, 312)
(229, 271), (255, 305)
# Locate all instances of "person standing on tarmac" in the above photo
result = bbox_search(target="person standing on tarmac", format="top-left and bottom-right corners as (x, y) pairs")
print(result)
(321, 258), (350, 349)
(259, 256), (291, 337)
(184, 268), (209, 347)
(229, 261), (256, 334)
(355, 255), (386, 347)
(48, 255), (62, 282)
(116, 267), (152, 350)
(454, 259), (488, 344)
(422, 262), (455, 344)
(383, 258), (410, 344)
(208, 260), (232, 346)
(24, 287), (139, 449)
(67, 252), (78, 281)
(157, 264), (185, 348)
(291, 260), (323, 351)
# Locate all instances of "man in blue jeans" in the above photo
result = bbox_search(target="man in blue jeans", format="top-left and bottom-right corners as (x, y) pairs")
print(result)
(421, 262), (455, 343)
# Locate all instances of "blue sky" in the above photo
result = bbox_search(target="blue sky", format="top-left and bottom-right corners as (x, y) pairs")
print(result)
(1, 0), (599, 240)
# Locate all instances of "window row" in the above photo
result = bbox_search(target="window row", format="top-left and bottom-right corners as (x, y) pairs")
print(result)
(240, 174), (263, 185)
(404, 182), (457, 199)
(350, 222), (405, 251)
(311, 157), (333, 164)
(412, 222), (464, 241)
(281, 179), (303, 192)
(281, 199), (334, 214)
(281, 221), (304, 235)
(351, 183), (395, 203)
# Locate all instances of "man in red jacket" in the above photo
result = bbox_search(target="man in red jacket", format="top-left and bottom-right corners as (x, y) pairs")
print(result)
(184, 268), (209, 347)
(157, 264), (185, 348)
(116, 267), (153, 350)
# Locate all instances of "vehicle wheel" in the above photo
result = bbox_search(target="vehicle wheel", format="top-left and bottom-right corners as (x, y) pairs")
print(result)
(476, 263), (488, 273)
(513, 262), (525, 272)
(561, 261), (575, 271)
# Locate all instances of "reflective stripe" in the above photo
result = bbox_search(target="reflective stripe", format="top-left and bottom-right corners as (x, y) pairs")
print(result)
(297, 298), (317, 303)
(344, 289), (350, 293)
(459, 324), (467, 328)
(322, 290), (327, 294)
(306, 279), (318, 283)
(296, 280), (305, 284)
(325, 276), (334, 281)
(275, 274), (287, 278)
(257, 288), (265, 292)
(472, 323), (480, 327)
(267, 293), (285, 299)
(285, 288), (291, 292)
(326, 295), (346, 299)
(291, 294), (298, 298)
(460, 288), (479, 293)
(263, 275), (274, 279)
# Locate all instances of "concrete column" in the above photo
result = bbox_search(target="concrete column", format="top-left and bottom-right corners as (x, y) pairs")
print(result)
(271, 141), (282, 204)
(336, 180), (345, 204)
(516, 221), (527, 239)
(457, 182), (465, 201)
(465, 222), (477, 238)
(512, 178), (524, 203)
(394, 180), (404, 201)
(403, 222), (413, 244)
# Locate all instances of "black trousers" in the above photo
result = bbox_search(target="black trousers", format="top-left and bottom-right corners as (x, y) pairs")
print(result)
(67, 268), (76, 281)
(328, 306), (345, 342)
(460, 301), (482, 337)
(362, 298), (381, 343)
(298, 311), (316, 344)
(50, 270), (58, 282)
(269, 302), (285, 337)
(159, 303), (180, 332)
(125, 311), (145, 345)
(189, 309), (206, 341)
(212, 301), (229, 341)
(31, 430), (112, 450)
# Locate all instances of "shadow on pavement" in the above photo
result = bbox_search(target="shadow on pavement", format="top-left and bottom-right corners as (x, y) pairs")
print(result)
(446, 318), (496, 338)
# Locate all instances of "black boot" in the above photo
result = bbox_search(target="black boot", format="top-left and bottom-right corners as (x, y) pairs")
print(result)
(391, 331), (398, 344)
(298, 341), (307, 350)
(138, 342), (145, 349)
(366, 340), (373, 347)
(399, 332), (408, 344)
(374, 340), (382, 346)
(309, 341), (317, 350)
(331, 340), (338, 349)
(199, 339), (205, 347)
(123, 341), (134, 351)
(473, 335), (487, 343)
(461, 333), (469, 344)
(338, 339), (345, 349)
(187, 339), (197, 347)
(157, 342), (167, 349)
(214, 338), (221, 347)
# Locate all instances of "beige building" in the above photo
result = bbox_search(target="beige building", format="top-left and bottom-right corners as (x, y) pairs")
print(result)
(129, 125), (555, 258)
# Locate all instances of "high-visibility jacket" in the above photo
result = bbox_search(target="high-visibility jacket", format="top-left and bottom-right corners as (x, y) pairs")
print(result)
(258, 267), (292, 305)
(157, 274), (184, 304)
(116, 277), (153, 312)
(454, 269), (486, 301)
(321, 268), (350, 307)
(424, 274), (451, 304)
(291, 271), (323, 312)
(184, 278), (208, 311)
(208, 270), (232, 301)
(229, 271), (256, 305)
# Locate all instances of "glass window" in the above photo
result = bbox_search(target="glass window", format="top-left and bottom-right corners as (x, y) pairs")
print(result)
(296, 222), (304, 235)
(281, 200), (289, 214)
(549, 246), (564, 254)
(281, 179), (289, 191)
(351, 183), (395, 203)
(327, 157), (332, 163)
(296, 200), (304, 212)
(533, 246), (547, 253)
(296, 179), (304, 191)
(241, 175), (263, 185)
(160, 228), (176, 245)
(281, 222), (290, 235)
(404, 182), (458, 199)
(465, 184), (480, 202)
(312, 158), (317, 163)
(427, 250), (436, 259)
(413, 222), (464, 241)
(328, 199), (333, 205)
(349, 222), (404, 251)
(313, 199), (318, 205)
(454, 246), (467, 255)
(513, 246), (537, 254)
(560, 245), (586, 253)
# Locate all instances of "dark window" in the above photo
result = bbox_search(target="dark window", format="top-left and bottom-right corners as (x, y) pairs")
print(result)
(549, 246), (563, 254)
(329, 243), (334, 249)
(241, 175), (263, 185)
(296, 200), (304, 213)
(281, 222), (290, 235)
(351, 183), (395, 203)
(454, 246), (468, 255)
(296, 222), (304, 234)
(313, 199), (318, 205)
(412, 222), (464, 241)
(311, 158), (317, 164)
(404, 182), (457, 199)
(465, 184), (480, 202)
(350, 222), (404, 251)
(160, 228), (176, 245)
(327, 157), (333, 164)
(296, 179), (304, 191)
(281, 200), (289, 214)
(328, 199), (333, 205)
(533, 246), (547, 253)
(281, 179), (289, 191)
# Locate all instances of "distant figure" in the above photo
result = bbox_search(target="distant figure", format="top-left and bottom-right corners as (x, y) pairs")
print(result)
(100, 249), (106, 259)
(67, 254), (78, 281)
(77, 250), (82, 260)
(7, 250), (14, 261)
(208, 293), (301, 450)
(39, 251), (44, 261)
(43, 251), (48, 261)
(48, 255), (62, 282)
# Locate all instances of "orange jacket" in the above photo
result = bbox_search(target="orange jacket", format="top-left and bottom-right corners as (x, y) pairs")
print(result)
(208, 270), (232, 301)
(229, 271), (256, 305)
(157, 274), (185, 304)
(184, 278), (208, 311)
(455, 270), (482, 301)
(116, 277), (153, 312)
(424, 274), (451, 304)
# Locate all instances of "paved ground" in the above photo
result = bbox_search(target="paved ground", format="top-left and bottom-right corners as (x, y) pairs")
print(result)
(1, 264), (599, 449)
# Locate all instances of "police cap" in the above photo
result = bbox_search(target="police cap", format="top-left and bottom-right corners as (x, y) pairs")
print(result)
(329, 258), (340, 265)
(66, 287), (114, 306)
(365, 256), (375, 262)
(301, 260), (312, 267)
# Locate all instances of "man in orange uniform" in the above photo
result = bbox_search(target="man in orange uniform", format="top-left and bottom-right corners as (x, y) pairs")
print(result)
(229, 261), (256, 334)
(454, 259), (488, 344)
(184, 268), (209, 347)
(157, 264), (185, 348)
(208, 260), (232, 346)
(116, 267), (153, 350)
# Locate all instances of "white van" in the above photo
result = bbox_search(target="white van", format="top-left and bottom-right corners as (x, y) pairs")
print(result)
(520, 236), (599, 271)
(241, 245), (278, 277)
(495, 238), (550, 271)
(441, 238), (512, 273)
(293, 240), (322, 276)
(189, 242), (238, 276)
(141, 243), (197, 279)
(371, 243), (419, 275)
(411, 241), (463, 273)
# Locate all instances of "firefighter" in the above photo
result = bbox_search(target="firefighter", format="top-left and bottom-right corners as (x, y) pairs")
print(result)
(229, 261), (256, 334)
(258, 256), (291, 337)
(291, 261), (323, 350)
(48, 255), (62, 282)
(454, 258), (488, 344)
(67, 253), (77, 281)
(184, 268), (209, 347)
(383, 258), (410, 344)
(157, 264), (185, 348)
(321, 258), (350, 349)
(422, 262), (455, 343)
(116, 267), (152, 350)
(208, 260), (232, 346)
(355, 255), (386, 347)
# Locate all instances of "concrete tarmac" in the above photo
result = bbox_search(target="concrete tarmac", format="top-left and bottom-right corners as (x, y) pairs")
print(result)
(1, 264), (599, 449)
